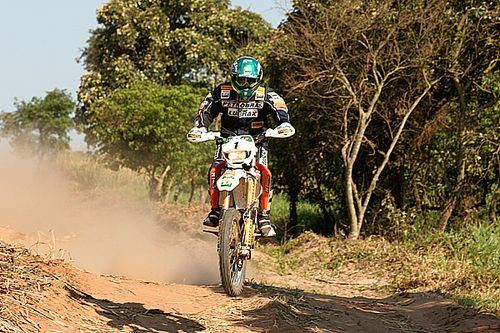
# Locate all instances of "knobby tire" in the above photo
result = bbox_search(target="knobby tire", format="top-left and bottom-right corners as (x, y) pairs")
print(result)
(218, 208), (246, 296)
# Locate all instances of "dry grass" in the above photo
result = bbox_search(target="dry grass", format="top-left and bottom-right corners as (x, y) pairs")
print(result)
(262, 230), (500, 313)
(52, 151), (150, 202)
(0, 241), (57, 332)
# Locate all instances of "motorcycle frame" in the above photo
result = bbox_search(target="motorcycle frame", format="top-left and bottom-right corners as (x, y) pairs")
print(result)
(219, 166), (261, 258)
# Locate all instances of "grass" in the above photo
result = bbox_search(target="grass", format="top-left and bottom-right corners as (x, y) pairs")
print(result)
(398, 221), (499, 312)
(52, 151), (150, 202)
(270, 193), (324, 237)
(50, 152), (499, 313)
(262, 196), (500, 314)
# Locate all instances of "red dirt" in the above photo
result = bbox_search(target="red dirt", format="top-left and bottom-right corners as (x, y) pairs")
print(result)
(1, 227), (499, 333)
(0, 153), (498, 332)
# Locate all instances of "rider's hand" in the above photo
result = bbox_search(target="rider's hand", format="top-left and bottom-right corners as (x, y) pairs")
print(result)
(275, 122), (295, 137)
(265, 122), (295, 138)
(187, 126), (207, 142)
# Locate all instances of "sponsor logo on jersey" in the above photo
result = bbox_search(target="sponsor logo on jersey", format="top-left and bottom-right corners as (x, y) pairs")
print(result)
(221, 85), (233, 99)
(228, 108), (258, 118)
(222, 101), (263, 109)
(275, 103), (288, 112)
(269, 92), (288, 112)
(251, 121), (264, 129)
(240, 109), (258, 118)
(228, 108), (239, 117)
(255, 87), (266, 101)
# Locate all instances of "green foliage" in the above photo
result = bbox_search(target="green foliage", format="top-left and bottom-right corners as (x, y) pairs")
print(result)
(267, 0), (449, 236)
(271, 193), (328, 238)
(0, 89), (75, 157)
(265, 0), (499, 236)
(76, 0), (272, 199)
(453, 294), (499, 313)
(465, 223), (499, 279)
(78, 0), (272, 110)
(89, 80), (212, 199)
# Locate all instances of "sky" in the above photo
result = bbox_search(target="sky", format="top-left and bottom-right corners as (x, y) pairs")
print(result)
(0, 0), (291, 115)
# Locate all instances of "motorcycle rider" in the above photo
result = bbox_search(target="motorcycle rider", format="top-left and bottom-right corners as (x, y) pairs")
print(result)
(187, 56), (295, 237)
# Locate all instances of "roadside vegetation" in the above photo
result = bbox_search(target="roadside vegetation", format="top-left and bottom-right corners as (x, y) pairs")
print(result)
(46, 152), (499, 313)
(0, 0), (497, 315)
(265, 208), (499, 313)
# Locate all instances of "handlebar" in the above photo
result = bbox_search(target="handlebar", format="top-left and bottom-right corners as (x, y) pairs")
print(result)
(188, 127), (292, 144)
(204, 131), (267, 145)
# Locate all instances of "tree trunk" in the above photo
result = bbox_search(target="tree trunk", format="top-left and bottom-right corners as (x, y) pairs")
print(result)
(344, 159), (360, 239)
(439, 78), (466, 231)
(287, 184), (299, 239)
(199, 185), (207, 204)
(149, 165), (171, 202)
(163, 176), (176, 203)
(488, 186), (499, 223)
(315, 178), (333, 235)
(148, 167), (159, 200)
(188, 177), (196, 204)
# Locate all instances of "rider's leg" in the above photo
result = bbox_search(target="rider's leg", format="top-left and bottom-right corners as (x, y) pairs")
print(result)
(203, 143), (224, 227)
(256, 143), (276, 237)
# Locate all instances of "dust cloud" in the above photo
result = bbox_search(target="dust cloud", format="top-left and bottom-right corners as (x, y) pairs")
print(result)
(0, 148), (219, 285)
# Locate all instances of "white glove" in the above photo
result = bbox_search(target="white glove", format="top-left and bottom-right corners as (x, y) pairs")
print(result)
(265, 122), (295, 138)
(187, 127), (207, 142)
(264, 127), (278, 137)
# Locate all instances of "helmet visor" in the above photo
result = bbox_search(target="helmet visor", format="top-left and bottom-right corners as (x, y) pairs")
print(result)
(236, 76), (258, 88)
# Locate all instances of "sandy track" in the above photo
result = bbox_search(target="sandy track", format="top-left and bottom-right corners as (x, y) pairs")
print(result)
(1, 231), (499, 333)
(0, 153), (498, 332)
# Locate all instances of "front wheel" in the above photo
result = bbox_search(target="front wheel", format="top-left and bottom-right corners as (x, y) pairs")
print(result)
(218, 208), (246, 296)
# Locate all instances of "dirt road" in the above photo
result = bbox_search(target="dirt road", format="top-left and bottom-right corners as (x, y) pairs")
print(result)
(1, 228), (499, 333)
(0, 154), (498, 332)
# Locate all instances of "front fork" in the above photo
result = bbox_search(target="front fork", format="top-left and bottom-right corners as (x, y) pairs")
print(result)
(219, 176), (258, 259)
(241, 176), (258, 258)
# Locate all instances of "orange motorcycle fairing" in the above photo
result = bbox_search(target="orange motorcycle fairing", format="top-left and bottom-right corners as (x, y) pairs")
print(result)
(255, 162), (272, 211)
(209, 161), (227, 208)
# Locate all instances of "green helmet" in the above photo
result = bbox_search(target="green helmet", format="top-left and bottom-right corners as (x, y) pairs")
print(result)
(230, 56), (263, 100)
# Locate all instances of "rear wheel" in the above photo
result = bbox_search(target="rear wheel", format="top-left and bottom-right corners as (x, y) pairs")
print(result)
(218, 208), (246, 296)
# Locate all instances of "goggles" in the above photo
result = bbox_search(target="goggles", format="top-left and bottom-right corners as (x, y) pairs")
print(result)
(235, 76), (258, 88)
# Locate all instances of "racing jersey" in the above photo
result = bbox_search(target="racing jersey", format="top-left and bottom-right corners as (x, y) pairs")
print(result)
(194, 83), (291, 137)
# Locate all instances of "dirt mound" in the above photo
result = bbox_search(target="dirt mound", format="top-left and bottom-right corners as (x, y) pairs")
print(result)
(2, 237), (499, 333)
(0, 241), (61, 332)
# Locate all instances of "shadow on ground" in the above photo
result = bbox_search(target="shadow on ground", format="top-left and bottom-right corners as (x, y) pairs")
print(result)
(66, 286), (205, 333)
(223, 283), (500, 333)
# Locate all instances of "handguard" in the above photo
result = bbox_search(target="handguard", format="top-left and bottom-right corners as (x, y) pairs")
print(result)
(187, 127), (220, 142)
(264, 122), (295, 139)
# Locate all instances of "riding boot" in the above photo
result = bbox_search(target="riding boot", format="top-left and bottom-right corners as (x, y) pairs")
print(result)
(203, 208), (221, 227)
(258, 212), (276, 237)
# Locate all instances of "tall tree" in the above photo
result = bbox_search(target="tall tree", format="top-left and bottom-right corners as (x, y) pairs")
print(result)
(435, 0), (499, 230)
(89, 80), (212, 200)
(0, 89), (75, 157)
(268, 0), (449, 238)
(77, 0), (272, 146)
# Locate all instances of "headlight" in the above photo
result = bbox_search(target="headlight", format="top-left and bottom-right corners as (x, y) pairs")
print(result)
(226, 150), (247, 163)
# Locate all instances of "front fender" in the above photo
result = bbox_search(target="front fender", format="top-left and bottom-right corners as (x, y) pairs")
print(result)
(217, 169), (246, 191)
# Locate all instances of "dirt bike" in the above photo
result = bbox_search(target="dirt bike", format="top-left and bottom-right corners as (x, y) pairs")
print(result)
(187, 125), (293, 296)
